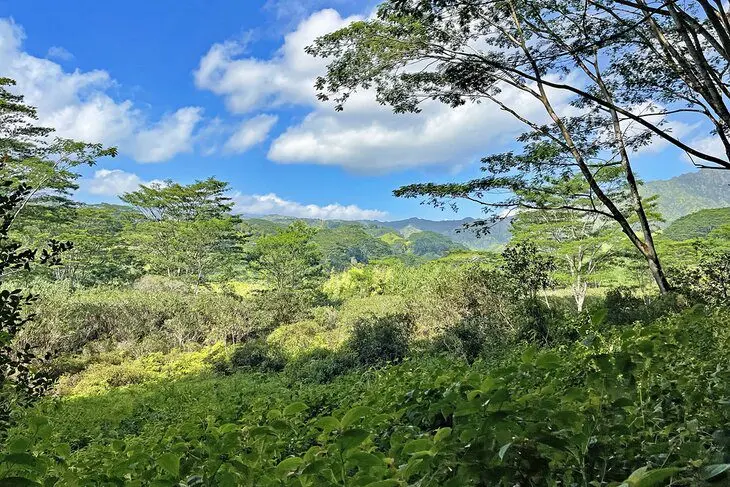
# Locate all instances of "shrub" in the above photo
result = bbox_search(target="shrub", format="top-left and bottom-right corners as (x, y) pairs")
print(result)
(267, 319), (348, 359)
(436, 318), (488, 362)
(18, 286), (260, 355)
(604, 286), (647, 326)
(230, 339), (286, 373)
(347, 313), (414, 366)
(671, 249), (730, 306)
(284, 348), (356, 384)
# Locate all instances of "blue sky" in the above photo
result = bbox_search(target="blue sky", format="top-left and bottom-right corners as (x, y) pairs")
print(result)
(0, 0), (707, 221)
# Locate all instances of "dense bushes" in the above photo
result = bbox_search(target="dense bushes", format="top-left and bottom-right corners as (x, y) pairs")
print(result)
(348, 313), (414, 366)
(3, 308), (729, 485)
(18, 286), (263, 356)
(229, 339), (286, 373)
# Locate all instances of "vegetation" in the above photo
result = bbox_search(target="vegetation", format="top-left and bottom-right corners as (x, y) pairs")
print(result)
(642, 172), (730, 224)
(664, 208), (730, 241)
(2, 0), (730, 482)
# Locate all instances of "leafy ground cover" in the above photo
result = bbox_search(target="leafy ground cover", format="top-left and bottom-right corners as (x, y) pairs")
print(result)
(2, 307), (729, 486)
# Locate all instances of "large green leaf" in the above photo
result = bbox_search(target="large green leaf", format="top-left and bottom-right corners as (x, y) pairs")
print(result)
(276, 457), (303, 476)
(339, 429), (370, 451)
(341, 406), (374, 428)
(157, 453), (180, 477)
(283, 402), (309, 416)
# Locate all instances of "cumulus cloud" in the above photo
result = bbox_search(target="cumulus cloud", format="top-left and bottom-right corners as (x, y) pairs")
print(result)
(196, 9), (579, 173)
(0, 18), (203, 163)
(195, 9), (361, 114)
(681, 134), (730, 166)
(132, 107), (204, 162)
(224, 114), (278, 153)
(232, 192), (387, 220)
(84, 169), (164, 196)
(46, 45), (74, 61)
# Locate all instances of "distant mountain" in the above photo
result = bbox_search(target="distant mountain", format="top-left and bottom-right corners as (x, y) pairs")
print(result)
(371, 217), (512, 250)
(242, 215), (512, 250)
(641, 170), (730, 223)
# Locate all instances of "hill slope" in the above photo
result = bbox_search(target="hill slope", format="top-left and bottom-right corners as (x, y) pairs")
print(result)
(241, 215), (512, 250)
(642, 170), (730, 223)
(663, 207), (730, 240)
(373, 217), (511, 250)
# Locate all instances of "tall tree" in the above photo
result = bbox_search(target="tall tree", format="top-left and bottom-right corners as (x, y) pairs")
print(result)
(247, 221), (325, 293)
(1, 80), (113, 435)
(0, 78), (116, 219)
(589, 0), (730, 169)
(308, 0), (680, 292)
(121, 178), (240, 285)
(120, 177), (233, 222)
(511, 208), (617, 312)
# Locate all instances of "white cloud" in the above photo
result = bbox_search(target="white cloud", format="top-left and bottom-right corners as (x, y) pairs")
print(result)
(46, 45), (74, 61)
(85, 169), (146, 196)
(196, 9), (579, 173)
(681, 134), (730, 165)
(195, 9), (361, 114)
(0, 18), (203, 163)
(232, 192), (387, 220)
(224, 114), (278, 153)
(132, 107), (203, 163)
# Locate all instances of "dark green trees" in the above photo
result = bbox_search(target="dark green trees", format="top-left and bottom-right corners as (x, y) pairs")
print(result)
(120, 178), (241, 286)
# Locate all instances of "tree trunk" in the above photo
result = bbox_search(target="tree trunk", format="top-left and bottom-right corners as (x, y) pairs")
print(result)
(572, 280), (587, 313)
(643, 245), (671, 294)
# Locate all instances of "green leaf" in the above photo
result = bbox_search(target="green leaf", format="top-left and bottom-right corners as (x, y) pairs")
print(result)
(315, 416), (341, 432)
(283, 402), (308, 416)
(301, 459), (327, 475)
(535, 351), (561, 369)
(341, 406), (373, 428)
(498, 442), (512, 461)
(347, 451), (382, 469)
(401, 439), (432, 456)
(249, 426), (276, 437)
(338, 428), (370, 451)
(363, 481), (400, 487)
(625, 466), (680, 486)
(276, 457), (303, 476)
(0, 478), (40, 487)
(434, 427), (451, 443)
(702, 464), (730, 481)
(3, 453), (36, 467)
(157, 452), (180, 477)
(6, 438), (31, 453)
(266, 409), (282, 420)
(521, 346), (537, 364)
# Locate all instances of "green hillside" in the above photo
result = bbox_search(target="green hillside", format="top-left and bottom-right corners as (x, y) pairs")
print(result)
(375, 217), (512, 250)
(642, 170), (730, 223)
(664, 207), (730, 240)
(243, 215), (513, 251)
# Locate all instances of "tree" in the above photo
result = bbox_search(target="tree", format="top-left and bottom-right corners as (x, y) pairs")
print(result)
(0, 79), (114, 434)
(510, 174), (623, 311)
(586, 0), (730, 170)
(0, 78), (116, 220)
(500, 241), (556, 301)
(14, 204), (140, 287)
(407, 230), (465, 257)
(247, 221), (324, 292)
(120, 177), (233, 221)
(308, 1), (678, 293)
(0, 178), (71, 435)
(120, 178), (240, 285)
